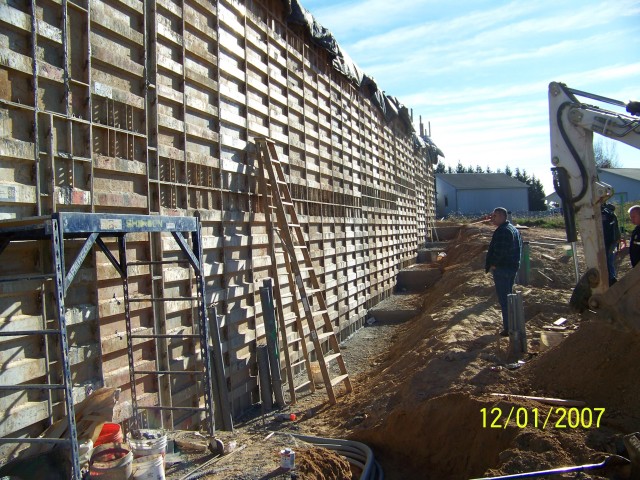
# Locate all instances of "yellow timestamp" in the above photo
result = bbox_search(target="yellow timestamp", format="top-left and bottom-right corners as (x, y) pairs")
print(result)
(481, 406), (605, 430)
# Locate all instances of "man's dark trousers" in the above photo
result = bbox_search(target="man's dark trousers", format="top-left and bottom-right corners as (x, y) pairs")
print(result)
(493, 268), (517, 331)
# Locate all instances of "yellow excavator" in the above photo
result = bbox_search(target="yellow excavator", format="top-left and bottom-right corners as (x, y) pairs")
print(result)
(548, 81), (640, 330)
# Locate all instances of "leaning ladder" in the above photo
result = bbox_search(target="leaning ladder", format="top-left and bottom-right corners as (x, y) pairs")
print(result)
(255, 137), (352, 405)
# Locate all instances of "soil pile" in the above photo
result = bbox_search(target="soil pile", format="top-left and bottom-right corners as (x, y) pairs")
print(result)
(522, 320), (640, 427)
(322, 224), (639, 479)
(295, 446), (353, 479)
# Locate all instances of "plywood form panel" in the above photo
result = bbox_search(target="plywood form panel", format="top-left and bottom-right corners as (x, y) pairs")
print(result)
(0, 0), (434, 428)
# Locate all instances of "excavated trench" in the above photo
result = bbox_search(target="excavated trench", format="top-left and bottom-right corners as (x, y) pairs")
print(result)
(353, 393), (519, 479)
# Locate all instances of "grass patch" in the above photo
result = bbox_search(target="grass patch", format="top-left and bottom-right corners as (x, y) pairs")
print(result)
(512, 216), (565, 229)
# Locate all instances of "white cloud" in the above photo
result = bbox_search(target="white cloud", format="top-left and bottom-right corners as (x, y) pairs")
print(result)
(302, 0), (640, 193)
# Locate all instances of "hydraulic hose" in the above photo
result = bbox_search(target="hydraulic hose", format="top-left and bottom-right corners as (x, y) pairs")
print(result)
(556, 101), (588, 204)
(291, 433), (383, 480)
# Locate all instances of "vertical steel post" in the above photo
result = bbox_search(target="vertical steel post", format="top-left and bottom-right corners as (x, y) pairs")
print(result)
(191, 222), (215, 437)
(51, 216), (81, 479)
(120, 234), (139, 428)
(30, 0), (41, 215)
(260, 281), (285, 408)
(257, 344), (273, 411)
(207, 305), (233, 432)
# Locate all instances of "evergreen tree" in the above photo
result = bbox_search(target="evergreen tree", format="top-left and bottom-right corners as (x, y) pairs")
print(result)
(527, 175), (547, 211)
(515, 168), (530, 184)
(447, 166), (453, 174)
(504, 165), (512, 177)
(486, 165), (492, 173)
(475, 165), (483, 173)
(435, 161), (446, 173)
(456, 161), (465, 173)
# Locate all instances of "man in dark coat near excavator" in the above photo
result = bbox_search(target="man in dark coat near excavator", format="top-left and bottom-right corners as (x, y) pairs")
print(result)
(485, 207), (522, 336)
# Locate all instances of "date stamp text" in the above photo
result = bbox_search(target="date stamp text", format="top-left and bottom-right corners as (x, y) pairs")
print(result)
(481, 407), (605, 429)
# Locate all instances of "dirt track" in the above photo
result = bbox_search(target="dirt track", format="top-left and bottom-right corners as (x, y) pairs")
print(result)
(168, 223), (639, 479)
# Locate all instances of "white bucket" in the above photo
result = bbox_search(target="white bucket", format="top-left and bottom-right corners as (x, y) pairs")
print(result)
(129, 431), (168, 460)
(132, 454), (165, 480)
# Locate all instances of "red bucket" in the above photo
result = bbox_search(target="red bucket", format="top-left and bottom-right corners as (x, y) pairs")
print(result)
(94, 423), (123, 447)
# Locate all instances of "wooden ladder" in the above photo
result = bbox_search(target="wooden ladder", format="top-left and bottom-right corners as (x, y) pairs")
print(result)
(255, 137), (352, 405)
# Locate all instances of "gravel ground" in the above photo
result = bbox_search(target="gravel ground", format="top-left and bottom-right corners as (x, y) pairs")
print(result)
(164, 318), (405, 480)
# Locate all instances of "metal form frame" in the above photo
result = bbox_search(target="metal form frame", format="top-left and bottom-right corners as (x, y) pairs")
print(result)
(0, 212), (229, 479)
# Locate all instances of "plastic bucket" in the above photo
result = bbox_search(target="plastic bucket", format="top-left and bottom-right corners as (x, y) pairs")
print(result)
(132, 454), (165, 480)
(89, 442), (133, 479)
(129, 431), (168, 460)
(94, 423), (124, 447)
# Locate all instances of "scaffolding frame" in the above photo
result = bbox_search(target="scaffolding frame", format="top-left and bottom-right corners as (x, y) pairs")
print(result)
(0, 212), (230, 479)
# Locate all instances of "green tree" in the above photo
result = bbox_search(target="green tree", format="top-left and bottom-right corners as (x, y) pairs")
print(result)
(504, 165), (513, 177)
(486, 165), (492, 173)
(527, 175), (547, 211)
(456, 161), (465, 173)
(435, 161), (446, 173)
(514, 168), (530, 185)
(475, 165), (483, 173)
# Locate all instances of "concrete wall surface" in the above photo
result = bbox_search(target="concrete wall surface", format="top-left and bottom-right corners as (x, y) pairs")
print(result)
(0, 0), (435, 449)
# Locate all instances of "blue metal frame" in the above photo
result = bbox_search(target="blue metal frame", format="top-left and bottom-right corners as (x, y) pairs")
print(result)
(0, 212), (231, 478)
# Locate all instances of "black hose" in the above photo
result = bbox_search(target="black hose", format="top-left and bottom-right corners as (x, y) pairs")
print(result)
(556, 101), (588, 203)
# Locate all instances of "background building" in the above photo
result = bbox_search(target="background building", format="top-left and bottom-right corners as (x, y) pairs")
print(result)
(597, 168), (640, 203)
(435, 173), (529, 217)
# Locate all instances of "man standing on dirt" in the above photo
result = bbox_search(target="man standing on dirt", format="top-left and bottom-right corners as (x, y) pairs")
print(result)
(629, 205), (640, 267)
(485, 207), (522, 336)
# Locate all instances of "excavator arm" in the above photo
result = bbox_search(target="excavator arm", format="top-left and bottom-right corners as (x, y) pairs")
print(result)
(548, 82), (640, 329)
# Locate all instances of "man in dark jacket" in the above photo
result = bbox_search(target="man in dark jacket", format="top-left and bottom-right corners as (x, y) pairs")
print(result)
(629, 205), (640, 268)
(485, 207), (522, 336)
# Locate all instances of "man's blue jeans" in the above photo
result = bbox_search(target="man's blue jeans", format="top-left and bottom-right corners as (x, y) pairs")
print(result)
(492, 268), (517, 331)
(606, 251), (616, 285)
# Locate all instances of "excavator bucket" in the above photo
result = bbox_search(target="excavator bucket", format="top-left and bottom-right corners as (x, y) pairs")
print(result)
(587, 264), (640, 333)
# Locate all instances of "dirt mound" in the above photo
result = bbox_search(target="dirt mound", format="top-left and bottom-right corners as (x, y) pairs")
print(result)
(325, 224), (640, 479)
(352, 393), (519, 479)
(521, 320), (640, 430)
(295, 446), (353, 479)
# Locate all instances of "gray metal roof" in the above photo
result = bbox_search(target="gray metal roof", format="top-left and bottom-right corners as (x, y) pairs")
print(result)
(598, 168), (640, 182)
(435, 173), (529, 190)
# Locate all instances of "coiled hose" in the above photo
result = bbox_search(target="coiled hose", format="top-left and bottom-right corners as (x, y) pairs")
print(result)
(291, 433), (384, 480)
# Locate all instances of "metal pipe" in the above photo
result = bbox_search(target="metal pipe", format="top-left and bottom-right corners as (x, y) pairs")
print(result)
(256, 344), (273, 412)
(471, 455), (629, 479)
(571, 240), (580, 284)
(260, 281), (285, 408)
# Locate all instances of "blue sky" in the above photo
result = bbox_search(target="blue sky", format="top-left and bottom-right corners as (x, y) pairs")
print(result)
(302, 0), (640, 194)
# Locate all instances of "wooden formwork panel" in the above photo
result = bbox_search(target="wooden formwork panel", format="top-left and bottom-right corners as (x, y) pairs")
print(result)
(0, 0), (434, 437)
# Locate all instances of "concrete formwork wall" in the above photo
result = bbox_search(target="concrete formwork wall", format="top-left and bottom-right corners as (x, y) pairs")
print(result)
(0, 0), (435, 444)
